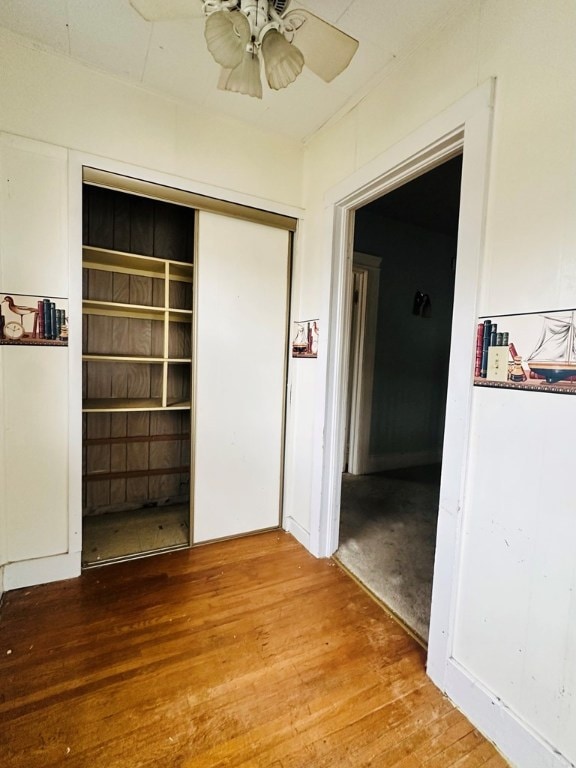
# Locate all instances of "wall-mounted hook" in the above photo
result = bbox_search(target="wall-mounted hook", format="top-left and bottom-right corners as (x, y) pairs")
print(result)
(412, 290), (424, 315)
(421, 293), (431, 318)
(412, 290), (432, 318)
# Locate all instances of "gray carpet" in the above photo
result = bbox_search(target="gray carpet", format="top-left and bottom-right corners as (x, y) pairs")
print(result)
(336, 465), (440, 643)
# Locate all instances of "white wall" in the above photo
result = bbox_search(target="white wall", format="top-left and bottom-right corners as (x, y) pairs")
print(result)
(286, 0), (576, 765)
(0, 136), (70, 577)
(0, 28), (303, 210)
(0, 28), (303, 586)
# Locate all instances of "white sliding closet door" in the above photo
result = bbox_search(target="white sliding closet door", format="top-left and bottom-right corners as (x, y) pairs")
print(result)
(193, 211), (290, 543)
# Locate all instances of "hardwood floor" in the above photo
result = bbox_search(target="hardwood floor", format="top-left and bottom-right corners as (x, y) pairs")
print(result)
(0, 531), (509, 767)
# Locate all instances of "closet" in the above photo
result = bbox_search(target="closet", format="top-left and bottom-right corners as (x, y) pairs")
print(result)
(81, 171), (294, 566)
(82, 184), (194, 565)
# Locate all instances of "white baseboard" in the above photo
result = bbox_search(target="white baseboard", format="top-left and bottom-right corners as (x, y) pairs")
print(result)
(366, 449), (442, 474)
(439, 657), (573, 768)
(3, 551), (82, 591)
(283, 516), (311, 552)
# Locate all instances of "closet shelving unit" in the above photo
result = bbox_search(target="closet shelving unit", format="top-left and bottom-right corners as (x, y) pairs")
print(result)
(82, 246), (193, 412)
(81, 185), (195, 567)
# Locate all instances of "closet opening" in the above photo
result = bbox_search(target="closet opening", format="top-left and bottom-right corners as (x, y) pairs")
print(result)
(81, 184), (195, 566)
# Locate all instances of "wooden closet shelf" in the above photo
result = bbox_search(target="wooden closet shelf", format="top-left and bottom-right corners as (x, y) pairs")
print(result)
(83, 301), (164, 320)
(83, 246), (193, 277)
(83, 354), (164, 363)
(85, 433), (190, 446)
(169, 265), (194, 283)
(168, 309), (193, 321)
(82, 355), (192, 363)
(84, 466), (190, 482)
(83, 398), (191, 413)
(82, 301), (192, 322)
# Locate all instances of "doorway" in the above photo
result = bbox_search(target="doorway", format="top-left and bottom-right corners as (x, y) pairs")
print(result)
(314, 81), (494, 685)
(336, 156), (463, 643)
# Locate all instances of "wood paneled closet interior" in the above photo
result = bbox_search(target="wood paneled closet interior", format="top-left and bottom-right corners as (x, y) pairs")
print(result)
(82, 184), (194, 566)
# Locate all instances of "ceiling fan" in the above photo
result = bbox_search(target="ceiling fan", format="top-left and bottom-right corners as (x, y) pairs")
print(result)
(129, 0), (359, 99)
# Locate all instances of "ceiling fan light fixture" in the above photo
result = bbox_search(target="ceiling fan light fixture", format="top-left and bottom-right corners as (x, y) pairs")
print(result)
(204, 9), (250, 69)
(261, 28), (304, 90)
(131, 0), (359, 98)
(224, 49), (263, 99)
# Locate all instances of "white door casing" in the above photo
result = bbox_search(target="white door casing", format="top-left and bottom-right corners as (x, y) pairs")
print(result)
(314, 80), (495, 687)
(343, 269), (364, 473)
(346, 253), (382, 475)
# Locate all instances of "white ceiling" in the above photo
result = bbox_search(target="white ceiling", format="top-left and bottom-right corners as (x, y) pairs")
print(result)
(0, 0), (464, 142)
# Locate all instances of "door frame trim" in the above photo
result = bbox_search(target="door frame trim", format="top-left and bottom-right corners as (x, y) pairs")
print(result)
(347, 253), (381, 475)
(311, 80), (495, 688)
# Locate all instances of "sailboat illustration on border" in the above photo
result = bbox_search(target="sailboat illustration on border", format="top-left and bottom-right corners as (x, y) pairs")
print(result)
(527, 310), (576, 383)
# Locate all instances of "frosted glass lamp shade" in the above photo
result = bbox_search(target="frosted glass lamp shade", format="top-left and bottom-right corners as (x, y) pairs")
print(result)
(204, 10), (250, 69)
(223, 51), (263, 99)
(262, 29), (304, 90)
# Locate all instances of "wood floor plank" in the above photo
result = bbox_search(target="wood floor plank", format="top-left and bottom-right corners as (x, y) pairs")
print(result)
(388, 709), (476, 767)
(357, 707), (470, 767)
(0, 531), (509, 767)
(191, 658), (430, 768)
(448, 740), (509, 767)
(483, 754), (511, 767)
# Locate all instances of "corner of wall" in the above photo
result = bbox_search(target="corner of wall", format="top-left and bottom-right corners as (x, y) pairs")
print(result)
(442, 658), (574, 768)
(3, 551), (81, 592)
(283, 516), (311, 552)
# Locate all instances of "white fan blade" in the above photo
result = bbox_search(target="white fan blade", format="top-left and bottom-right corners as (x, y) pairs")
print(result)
(283, 9), (358, 82)
(129, 0), (204, 21)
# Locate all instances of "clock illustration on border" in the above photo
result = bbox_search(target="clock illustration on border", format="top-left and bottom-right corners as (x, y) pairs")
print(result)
(3, 321), (25, 340)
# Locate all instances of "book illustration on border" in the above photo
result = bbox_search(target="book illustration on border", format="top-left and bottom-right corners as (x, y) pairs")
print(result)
(292, 319), (319, 358)
(474, 307), (576, 395)
(0, 293), (68, 346)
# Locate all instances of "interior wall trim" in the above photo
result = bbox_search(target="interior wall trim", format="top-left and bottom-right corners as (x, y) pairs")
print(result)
(83, 167), (298, 232)
(316, 78), (495, 669)
(347, 251), (382, 475)
(445, 659), (573, 768)
(283, 516), (310, 551)
(3, 552), (81, 592)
